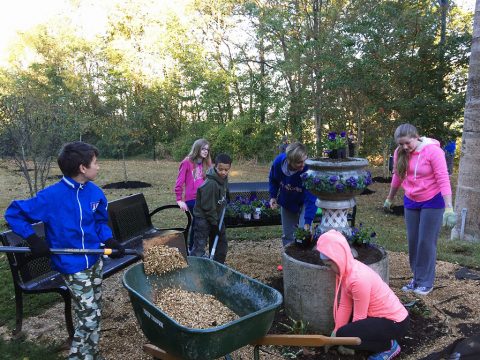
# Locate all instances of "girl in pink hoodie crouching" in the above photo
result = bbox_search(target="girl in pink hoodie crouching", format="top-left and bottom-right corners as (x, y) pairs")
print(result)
(317, 230), (409, 360)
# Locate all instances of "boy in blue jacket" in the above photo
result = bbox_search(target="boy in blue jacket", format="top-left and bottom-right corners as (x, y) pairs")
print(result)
(269, 142), (317, 246)
(4, 141), (124, 360)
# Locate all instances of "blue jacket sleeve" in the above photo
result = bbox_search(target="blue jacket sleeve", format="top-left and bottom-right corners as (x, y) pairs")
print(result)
(269, 157), (282, 199)
(303, 190), (317, 225)
(94, 194), (113, 242)
(4, 193), (50, 239)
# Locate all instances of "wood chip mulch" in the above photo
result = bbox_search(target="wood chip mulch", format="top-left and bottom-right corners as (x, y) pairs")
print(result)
(153, 287), (238, 329)
(143, 244), (187, 275)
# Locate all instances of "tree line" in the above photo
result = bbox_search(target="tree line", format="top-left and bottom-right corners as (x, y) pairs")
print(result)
(0, 0), (472, 194)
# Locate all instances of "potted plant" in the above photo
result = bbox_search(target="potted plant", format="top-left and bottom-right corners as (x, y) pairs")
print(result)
(324, 131), (348, 159)
(224, 202), (241, 226)
(239, 203), (254, 220)
(250, 199), (264, 220)
(294, 227), (313, 248)
(347, 223), (377, 247)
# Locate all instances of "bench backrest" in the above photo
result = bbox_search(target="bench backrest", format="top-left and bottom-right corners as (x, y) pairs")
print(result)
(107, 193), (153, 244)
(0, 223), (57, 287)
(228, 182), (270, 202)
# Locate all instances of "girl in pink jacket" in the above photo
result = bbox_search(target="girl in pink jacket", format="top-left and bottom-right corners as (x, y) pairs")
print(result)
(384, 124), (455, 296)
(317, 230), (409, 360)
(174, 139), (212, 252)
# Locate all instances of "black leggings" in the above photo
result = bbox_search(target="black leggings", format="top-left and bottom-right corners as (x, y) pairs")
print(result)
(336, 316), (409, 352)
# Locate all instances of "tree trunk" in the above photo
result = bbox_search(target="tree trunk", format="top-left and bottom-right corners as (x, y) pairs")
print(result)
(313, 0), (322, 156)
(451, 0), (480, 241)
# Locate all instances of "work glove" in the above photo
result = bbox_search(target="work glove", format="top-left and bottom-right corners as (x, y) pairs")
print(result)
(383, 199), (393, 213)
(105, 238), (125, 258)
(26, 234), (50, 258)
(176, 200), (189, 211)
(443, 208), (457, 228)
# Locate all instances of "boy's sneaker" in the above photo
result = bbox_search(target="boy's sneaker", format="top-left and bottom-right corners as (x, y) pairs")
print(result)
(368, 340), (401, 360)
(414, 286), (433, 296)
(401, 279), (415, 292)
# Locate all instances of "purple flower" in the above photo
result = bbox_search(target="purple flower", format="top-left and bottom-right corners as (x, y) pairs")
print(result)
(313, 177), (321, 184)
(328, 132), (337, 141)
(370, 232), (377, 238)
(336, 183), (345, 191)
(365, 171), (373, 185)
(346, 176), (357, 187)
(340, 131), (346, 137)
(329, 175), (339, 183)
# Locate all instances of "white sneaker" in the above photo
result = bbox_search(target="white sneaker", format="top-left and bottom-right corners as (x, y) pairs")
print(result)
(414, 286), (433, 296)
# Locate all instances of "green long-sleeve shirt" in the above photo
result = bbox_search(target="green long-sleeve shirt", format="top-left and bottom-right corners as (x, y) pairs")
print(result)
(193, 167), (228, 226)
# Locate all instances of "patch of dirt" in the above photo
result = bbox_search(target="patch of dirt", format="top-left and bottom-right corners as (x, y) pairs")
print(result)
(0, 238), (479, 360)
(102, 181), (152, 189)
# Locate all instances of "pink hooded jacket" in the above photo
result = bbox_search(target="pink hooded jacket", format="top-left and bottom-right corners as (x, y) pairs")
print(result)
(391, 137), (451, 202)
(316, 230), (408, 332)
(174, 157), (206, 202)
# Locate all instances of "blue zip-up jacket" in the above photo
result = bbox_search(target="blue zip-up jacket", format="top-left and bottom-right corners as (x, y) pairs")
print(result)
(4, 176), (113, 274)
(269, 153), (317, 224)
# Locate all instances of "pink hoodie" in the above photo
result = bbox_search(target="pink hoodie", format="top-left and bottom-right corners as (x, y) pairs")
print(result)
(391, 137), (451, 202)
(174, 157), (206, 202)
(316, 230), (408, 332)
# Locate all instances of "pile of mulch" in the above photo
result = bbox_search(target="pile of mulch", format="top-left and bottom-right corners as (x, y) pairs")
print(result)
(0, 238), (478, 360)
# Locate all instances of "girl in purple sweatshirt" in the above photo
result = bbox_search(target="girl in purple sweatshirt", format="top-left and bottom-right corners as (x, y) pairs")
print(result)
(174, 138), (212, 251)
(384, 124), (456, 296)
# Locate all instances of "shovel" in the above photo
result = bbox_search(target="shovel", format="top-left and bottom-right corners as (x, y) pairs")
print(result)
(0, 246), (140, 256)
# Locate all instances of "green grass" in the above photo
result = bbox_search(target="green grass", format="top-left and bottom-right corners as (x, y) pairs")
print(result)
(0, 158), (478, 355)
(0, 337), (63, 359)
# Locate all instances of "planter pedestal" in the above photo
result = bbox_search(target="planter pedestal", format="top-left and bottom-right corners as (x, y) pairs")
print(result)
(282, 245), (389, 334)
(316, 198), (356, 236)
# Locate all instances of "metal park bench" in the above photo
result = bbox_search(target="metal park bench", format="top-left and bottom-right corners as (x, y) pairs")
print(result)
(226, 181), (356, 228)
(0, 193), (191, 339)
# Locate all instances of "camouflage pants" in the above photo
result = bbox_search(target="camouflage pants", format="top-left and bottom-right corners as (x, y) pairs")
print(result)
(62, 259), (104, 360)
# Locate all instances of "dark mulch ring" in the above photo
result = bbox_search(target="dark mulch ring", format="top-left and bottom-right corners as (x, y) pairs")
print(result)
(47, 175), (63, 180)
(360, 188), (375, 195)
(372, 176), (393, 183)
(265, 273), (449, 359)
(382, 205), (404, 216)
(102, 181), (152, 189)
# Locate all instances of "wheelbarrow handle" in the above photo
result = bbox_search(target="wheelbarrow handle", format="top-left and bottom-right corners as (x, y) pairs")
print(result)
(0, 246), (139, 256)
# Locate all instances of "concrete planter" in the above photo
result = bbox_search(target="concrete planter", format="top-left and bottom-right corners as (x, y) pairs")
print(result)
(282, 244), (389, 334)
(302, 157), (372, 235)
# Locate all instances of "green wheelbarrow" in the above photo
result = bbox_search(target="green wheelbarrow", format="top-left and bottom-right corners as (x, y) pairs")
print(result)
(123, 257), (361, 359)
(123, 256), (282, 359)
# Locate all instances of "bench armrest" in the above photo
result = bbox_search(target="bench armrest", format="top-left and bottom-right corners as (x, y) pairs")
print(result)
(149, 204), (192, 234)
